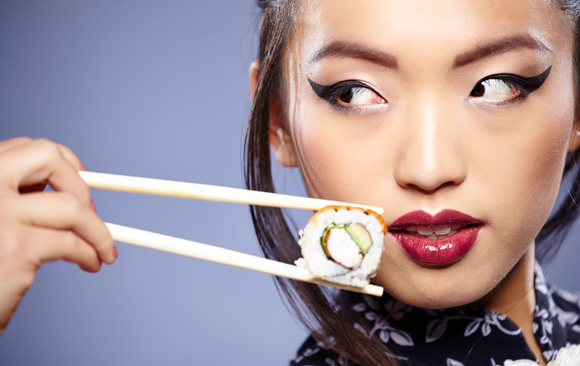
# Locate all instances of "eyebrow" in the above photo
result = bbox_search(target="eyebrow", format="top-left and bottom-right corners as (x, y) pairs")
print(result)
(308, 35), (551, 70)
(309, 41), (398, 69)
(453, 35), (552, 68)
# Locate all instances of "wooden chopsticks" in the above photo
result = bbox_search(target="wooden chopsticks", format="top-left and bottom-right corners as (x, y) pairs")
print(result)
(106, 223), (383, 297)
(79, 171), (384, 214)
(80, 171), (384, 296)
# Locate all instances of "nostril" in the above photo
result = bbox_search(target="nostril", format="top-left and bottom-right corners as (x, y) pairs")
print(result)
(397, 179), (463, 194)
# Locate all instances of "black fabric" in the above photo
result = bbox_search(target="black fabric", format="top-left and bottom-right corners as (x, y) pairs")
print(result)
(291, 263), (580, 366)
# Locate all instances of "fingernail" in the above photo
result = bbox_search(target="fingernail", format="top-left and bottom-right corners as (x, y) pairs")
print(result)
(113, 246), (119, 259)
(80, 163), (87, 172)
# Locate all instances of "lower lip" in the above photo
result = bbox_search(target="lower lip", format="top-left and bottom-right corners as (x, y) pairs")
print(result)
(389, 226), (483, 265)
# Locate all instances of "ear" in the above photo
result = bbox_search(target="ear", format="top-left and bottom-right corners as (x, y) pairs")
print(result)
(249, 59), (259, 101)
(249, 58), (298, 167)
(267, 97), (298, 167)
(568, 119), (580, 152)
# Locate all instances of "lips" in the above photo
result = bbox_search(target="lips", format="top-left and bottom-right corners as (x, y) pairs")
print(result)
(388, 210), (484, 265)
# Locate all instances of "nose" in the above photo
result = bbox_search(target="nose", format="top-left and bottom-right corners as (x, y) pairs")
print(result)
(394, 97), (467, 193)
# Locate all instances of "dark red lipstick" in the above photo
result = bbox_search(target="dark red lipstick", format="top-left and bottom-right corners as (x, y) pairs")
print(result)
(388, 210), (484, 265)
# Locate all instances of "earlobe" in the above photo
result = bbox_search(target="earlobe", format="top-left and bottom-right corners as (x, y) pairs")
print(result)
(568, 129), (580, 152)
(249, 58), (297, 167)
(568, 120), (580, 152)
(249, 59), (259, 101)
(268, 98), (298, 168)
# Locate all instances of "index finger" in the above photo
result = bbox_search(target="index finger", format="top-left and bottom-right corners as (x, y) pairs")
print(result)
(0, 139), (91, 206)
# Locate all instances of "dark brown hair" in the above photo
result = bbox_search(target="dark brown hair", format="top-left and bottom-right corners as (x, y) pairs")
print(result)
(244, 1), (580, 365)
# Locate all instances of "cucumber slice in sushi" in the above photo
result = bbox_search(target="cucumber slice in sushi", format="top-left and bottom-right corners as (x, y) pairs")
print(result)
(296, 205), (387, 288)
(321, 224), (373, 269)
(345, 224), (372, 254)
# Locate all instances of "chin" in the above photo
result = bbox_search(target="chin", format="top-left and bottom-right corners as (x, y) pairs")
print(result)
(388, 286), (486, 310)
(376, 266), (494, 310)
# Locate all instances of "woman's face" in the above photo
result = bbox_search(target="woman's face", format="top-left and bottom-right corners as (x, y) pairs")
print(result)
(274, 0), (579, 308)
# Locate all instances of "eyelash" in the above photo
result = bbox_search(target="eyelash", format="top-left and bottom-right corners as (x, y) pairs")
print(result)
(307, 79), (385, 110)
(308, 66), (552, 109)
(469, 66), (552, 104)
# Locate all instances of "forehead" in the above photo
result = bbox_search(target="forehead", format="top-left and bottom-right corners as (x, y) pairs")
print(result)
(289, 0), (572, 68)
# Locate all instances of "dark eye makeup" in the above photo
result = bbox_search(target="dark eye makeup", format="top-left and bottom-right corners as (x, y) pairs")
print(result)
(308, 66), (552, 110)
(469, 66), (552, 102)
(307, 79), (385, 109)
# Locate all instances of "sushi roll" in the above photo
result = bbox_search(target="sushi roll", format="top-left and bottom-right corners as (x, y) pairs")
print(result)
(295, 205), (387, 288)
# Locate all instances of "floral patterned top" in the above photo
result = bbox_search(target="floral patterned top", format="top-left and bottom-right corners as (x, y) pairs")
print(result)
(290, 263), (580, 366)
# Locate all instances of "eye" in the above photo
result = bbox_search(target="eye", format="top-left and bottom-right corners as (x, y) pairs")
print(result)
(470, 78), (521, 101)
(308, 79), (386, 109)
(336, 86), (386, 106)
(469, 67), (552, 104)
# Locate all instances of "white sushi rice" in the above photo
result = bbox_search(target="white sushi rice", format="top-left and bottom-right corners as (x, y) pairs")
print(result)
(295, 207), (385, 288)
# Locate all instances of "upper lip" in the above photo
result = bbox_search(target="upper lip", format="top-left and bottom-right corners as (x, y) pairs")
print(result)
(389, 209), (484, 230)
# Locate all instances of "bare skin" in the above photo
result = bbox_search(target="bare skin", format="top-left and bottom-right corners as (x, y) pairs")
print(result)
(253, 0), (580, 363)
(0, 1), (576, 364)
(0, 137), (116, 335)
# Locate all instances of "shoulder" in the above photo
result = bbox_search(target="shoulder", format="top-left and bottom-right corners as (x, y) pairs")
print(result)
(550, 285), (580, 311)
(548, 284), (580, 330)
(536, 279), (580, 356)
(535, 262), (580, 339)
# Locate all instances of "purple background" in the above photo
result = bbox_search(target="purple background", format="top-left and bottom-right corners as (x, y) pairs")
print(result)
(0, 1), (578, 365)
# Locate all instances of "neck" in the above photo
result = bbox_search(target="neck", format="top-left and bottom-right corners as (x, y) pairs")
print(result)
(471, 245), (545, 365)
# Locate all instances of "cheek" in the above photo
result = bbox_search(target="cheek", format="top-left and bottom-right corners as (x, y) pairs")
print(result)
(291, 108), (388, 202)
(292, 117), (350, 199)
(483, 104), (574, 243)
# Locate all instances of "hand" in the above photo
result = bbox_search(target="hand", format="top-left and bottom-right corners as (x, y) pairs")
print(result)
(0, 137), (116, 335)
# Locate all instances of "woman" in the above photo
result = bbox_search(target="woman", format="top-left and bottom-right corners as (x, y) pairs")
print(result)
(1, 0), (579, 365)
(246, 0), (580, 365)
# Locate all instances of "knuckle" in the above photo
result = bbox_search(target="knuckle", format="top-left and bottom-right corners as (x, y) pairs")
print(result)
(60, 230), (80, 250)
(9, 137), (32, 145)
(59, 192), (85, 216)
(0, 224), (27, 264)
(77, 184), (91, 205)
(56, 144), (81, 170)
(0, 137), (32, 152)
(31, 138), (63, 162)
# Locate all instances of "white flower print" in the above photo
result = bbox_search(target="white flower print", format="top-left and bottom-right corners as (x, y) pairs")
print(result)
(292, 262), (580, 366)
(324, 355), (354, 366)
(422, 308), (521, 343)
(503, 360), (538, 366)
(503, 344), (580, 366)
(426, 317), (448, 343)
(553, 288), (580, 309)
(352, 295), (414, 347)
(556, 308), (580, 329)
(535, 305), (555, 349)
(447, 358), (466, 366)
(465, 312), (522, 338)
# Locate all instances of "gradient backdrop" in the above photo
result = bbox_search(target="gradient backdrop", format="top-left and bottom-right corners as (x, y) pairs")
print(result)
(0, 1), (578, 365)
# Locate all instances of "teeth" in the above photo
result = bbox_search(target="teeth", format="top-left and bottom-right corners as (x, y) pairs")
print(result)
(414, 225), (452, 235)
(405, 225), (459, 239)
(435, 226), (451, 235)
(417, 227), (434, 235)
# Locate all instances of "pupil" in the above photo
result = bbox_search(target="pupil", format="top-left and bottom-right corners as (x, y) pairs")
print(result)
(339, 89), (355, 103)
(471, 84), (485, 97)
